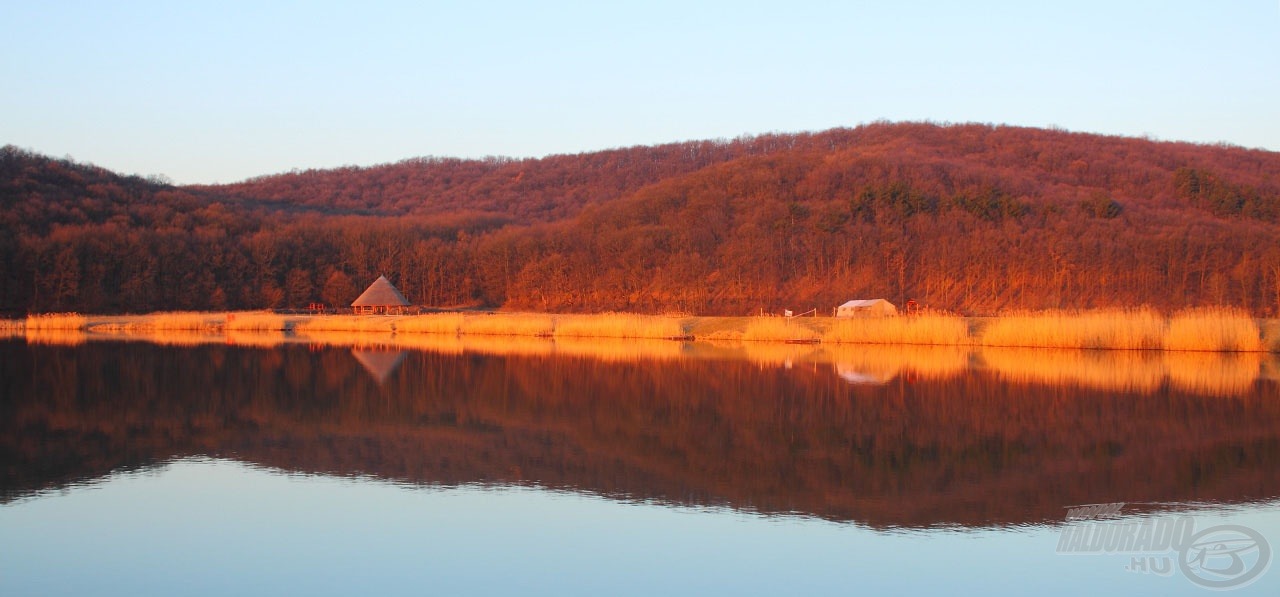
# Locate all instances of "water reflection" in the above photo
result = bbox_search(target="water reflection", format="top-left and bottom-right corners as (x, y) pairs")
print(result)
(351, 349), (408, 383)
(1, 339), (1278, 530)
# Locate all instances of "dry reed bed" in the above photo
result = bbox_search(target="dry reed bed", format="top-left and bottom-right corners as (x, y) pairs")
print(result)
(463, 313), (555, 336)
(91, 312), (225, 333)
(1163, 307), (1264, 352)
(14, 309), (1278, 353)
(978, 309), (1165, 350)
(224, 311), (289, 332)
(553, 313), (684, 339)
(294, 315), (395, 333)
(395, 313), (465, 335)
(25, 313), (88, 330)
(824, 313), (970, 345)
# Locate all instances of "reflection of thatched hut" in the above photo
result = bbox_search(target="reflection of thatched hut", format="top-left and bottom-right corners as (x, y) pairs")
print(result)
(351, 349), (408, 383)
(352, 275), (410, 315)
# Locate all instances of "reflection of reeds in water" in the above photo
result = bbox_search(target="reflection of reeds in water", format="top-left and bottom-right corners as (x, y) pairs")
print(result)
(458, 335), (554, 357)
(734, 342), (824, 366)
(224, 330), (288, 348)
(25, 313), (88, 330)
(385, 333), (466, 354)
(294, 330), (401, 350)
(1164, 307), (1264, 352)
(395, 313), (464, 335)
(24, 329), (88, 346)
(823, 314), (970, 345)
(108, 331), (226, 347)
(1263, 355), (1280, 382)
(981, 348), (1166, 394)
(553, 337), (687, 362)
(462, 313), (554, 336)
(742, 317), (819, 342)
(825, 344), (971, 382)
(980, 309), (1165, 350)
(1164, 351), (1262, 396)
(553, 313), (685, 339)
(980, 347), (1263, 397)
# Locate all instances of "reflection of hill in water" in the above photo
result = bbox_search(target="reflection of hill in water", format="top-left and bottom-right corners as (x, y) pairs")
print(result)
(2, 340), (1279, 529)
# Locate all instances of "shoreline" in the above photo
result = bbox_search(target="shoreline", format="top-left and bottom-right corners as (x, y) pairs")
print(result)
(5, 308), (1280, 353)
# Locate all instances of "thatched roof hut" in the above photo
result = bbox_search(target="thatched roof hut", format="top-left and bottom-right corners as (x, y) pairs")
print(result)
(351, 275), (410, 314)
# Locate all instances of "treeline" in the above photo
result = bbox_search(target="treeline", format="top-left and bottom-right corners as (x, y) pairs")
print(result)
(3, 121), (1280, 315)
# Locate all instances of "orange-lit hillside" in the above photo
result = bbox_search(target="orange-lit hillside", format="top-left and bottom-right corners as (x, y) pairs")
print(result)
(3, 122), (1279, 315)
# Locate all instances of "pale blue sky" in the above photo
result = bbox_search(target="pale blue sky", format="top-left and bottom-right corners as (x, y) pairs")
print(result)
(2, 1), (1278, 184)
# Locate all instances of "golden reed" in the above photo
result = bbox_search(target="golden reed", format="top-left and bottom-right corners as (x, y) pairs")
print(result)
(25, 312), (88, 330)
(12, 308), (1277, 353)
(823, 313), (970, 346)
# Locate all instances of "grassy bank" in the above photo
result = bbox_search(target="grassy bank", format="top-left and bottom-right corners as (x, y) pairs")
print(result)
(7, 308), (1279, 352)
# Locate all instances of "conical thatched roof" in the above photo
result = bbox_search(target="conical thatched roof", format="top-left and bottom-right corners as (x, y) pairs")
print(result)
(351, 275), (410, 307)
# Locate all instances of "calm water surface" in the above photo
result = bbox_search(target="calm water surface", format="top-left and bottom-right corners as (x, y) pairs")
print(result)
(2, 337), (1278, 595)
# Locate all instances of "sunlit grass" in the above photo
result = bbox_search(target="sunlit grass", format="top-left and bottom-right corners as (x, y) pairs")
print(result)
(461, 313), (555, 336)
(224, 311), (288, 332)
(696, 329), (745, 342)
(25, 312), (87, 330)
(0, 319), (25, 332)
(1163, 307), (1264, 352)
(742, 317), (819, 342)
(979, 308), (1166, 350)
(395, 313), (465, 335)
(92, 312), (224, 333)
(294, 315), (395, 333)
(553, 313), (685, 339)
(823, 313), (970, 345)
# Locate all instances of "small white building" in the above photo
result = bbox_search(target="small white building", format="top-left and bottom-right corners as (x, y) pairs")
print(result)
(835, 299), (898, 317)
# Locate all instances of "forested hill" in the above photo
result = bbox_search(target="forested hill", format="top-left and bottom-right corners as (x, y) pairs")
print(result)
(3, 121), (1280, 316)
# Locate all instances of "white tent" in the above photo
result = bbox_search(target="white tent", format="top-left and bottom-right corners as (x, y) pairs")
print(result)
(835, 299), (898, 317)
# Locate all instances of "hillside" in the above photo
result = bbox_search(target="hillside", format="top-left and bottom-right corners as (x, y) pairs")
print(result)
(3, 122), (1280, 315)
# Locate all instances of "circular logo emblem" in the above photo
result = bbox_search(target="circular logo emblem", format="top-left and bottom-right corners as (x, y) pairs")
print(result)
(1178, 524), (1271, 590)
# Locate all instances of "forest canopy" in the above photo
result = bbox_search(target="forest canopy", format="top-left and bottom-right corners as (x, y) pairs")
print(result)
(3, 122), (1280, 316)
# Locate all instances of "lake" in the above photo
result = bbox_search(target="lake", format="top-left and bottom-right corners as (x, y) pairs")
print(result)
(2, 336), (1278, 595)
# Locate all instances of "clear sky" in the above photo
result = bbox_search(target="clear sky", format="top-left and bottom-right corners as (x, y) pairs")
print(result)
(2, 1), (1278, 184)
